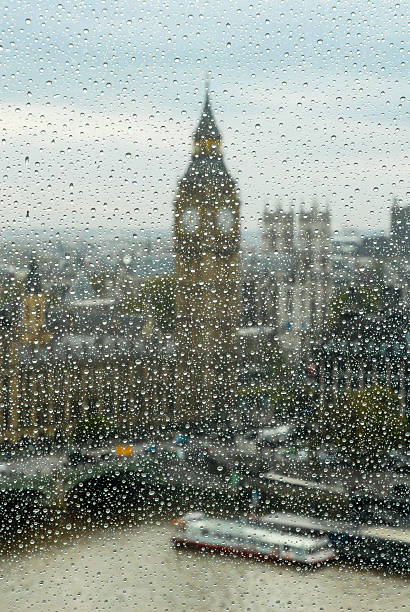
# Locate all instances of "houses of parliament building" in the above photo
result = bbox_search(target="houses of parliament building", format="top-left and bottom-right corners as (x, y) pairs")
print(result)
(0, 85), (346, 446)
(0, 87), (241, 444)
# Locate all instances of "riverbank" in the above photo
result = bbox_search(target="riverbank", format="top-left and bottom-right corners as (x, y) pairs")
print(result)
(1, 506), (408, 612)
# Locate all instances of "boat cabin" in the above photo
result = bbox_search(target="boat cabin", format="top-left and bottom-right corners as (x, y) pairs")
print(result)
(172, 516), (334, 565)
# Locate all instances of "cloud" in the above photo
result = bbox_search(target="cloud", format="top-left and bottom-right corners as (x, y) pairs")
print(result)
(0, 102), (190, 149)
(0, 68), (408, 234)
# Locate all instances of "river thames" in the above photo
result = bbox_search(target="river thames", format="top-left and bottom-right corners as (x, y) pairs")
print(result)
(0, 510), (408, 612)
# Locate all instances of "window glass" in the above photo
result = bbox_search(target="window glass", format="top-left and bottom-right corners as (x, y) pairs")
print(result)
(0, 1), (408, 610)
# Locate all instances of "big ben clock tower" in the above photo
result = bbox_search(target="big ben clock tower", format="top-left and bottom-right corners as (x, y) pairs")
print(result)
(173, 85), (240, 426)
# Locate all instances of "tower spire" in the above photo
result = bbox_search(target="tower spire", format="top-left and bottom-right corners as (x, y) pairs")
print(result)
(183, 80), (231, 186)
(21, 257), (50, 346)
(173, 75), (240, 424)
(193, 80), (221, 149)
(205, 70), (211, 97)
(26, 258), (42, 295)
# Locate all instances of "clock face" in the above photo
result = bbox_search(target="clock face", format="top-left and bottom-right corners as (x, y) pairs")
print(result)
(180, 207), (200, 233)
(217, 207), (234, 233)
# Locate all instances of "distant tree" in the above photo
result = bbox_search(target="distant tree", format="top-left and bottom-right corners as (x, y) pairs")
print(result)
(327, 286), (383, 327)
(45, 289), (63, 310)
(120, 275), (176, 333)
(118, 293), (143, 315)
(332, 384), (407, 462)
(239, 381), (304, 423)
(89, 273), (107, 297)
(238, 344), (316, 423)
(0, 276), (24, 307)
(73, 414), (116, 444)
(142, 275), (176, 333)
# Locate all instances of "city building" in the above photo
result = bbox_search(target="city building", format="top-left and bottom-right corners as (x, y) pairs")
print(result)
(173, 86), (241, 425)
(313, 289), (409, 419)
(391, 198), (410, 256)
(0, 85), (243, 443)
(242, 200), (332, 363)
(0, 260), (175, 445)
(330, 199), (409, 305)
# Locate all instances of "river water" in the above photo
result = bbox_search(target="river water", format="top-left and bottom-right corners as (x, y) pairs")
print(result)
(0, 510), (408, 612)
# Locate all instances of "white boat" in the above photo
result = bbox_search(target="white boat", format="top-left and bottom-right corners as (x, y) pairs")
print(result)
(172, 514), (335, 566)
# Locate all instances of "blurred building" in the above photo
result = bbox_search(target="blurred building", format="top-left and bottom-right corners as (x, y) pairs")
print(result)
(173, 86), (240, 424)
(391, 198), (410, 256)
(313, 290), (409, 418)
(329, 199), (410, 305)
(0, 260), (175, 444)
(242, 200), (332, 363)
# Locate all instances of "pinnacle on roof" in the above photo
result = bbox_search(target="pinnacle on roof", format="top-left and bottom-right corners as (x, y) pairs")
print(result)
(194, 84), (221, 141)
(68, 271), (96, 302)
(26, 258), (42, 295)
(183, 79), (231, 183)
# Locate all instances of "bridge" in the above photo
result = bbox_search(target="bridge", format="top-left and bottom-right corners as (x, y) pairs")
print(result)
(0, 446), (246, 512)
(1, 444), (407, 520)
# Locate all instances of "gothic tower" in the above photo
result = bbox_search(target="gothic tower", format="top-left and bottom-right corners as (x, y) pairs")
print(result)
(21, 258), (50, 346)
(262, 201), (295, 255)
(173, 86), (240, 425)
(391, 197), (410, 255)
(298, 202), (332, 334)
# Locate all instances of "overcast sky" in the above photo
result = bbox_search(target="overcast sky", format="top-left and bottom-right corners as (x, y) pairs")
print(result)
(1, 0), (408, 239)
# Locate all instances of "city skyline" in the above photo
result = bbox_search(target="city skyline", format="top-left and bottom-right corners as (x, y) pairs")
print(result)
(0, 3), (409, 606)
